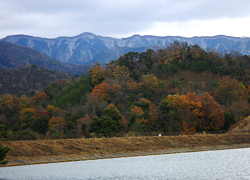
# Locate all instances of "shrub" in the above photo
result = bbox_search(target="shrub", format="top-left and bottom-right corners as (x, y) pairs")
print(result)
(0, 146), (11, 165)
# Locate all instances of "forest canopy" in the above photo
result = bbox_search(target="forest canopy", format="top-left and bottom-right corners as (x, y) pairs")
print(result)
(1, 42), (250, 140)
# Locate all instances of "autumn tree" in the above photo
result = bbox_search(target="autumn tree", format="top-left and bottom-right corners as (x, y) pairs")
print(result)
(126, 79), (141, 92)
(159, 94), (201, 133)
(214, 76), (246, 106)
(105, 64), (129, 79)
(111, 83), (122, 94)
(51, 107), (65, 118)
(19, 108), (36, 129)
(194, 92), (224, 131)
(31, 91), (49, 104)
(129, 105), (144, 130)
(182, 121), (196, 135)
(19, 95), (34, 109)
(88, 81), (111, 116)
(47, 105), (55, 116)
(90, 63), (105, 86)
(158, 92), (224, 133)
(49, 116), (66, 131)
(141, 74), (158, 92)
(138, 98), (157, 131)
(48, 116), (66, 139)
(76, 114), (91, 135)
(90, 81), (111, 101)
(0, 94), (20, 127)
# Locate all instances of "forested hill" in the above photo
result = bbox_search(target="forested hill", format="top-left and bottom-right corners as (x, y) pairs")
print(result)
(2, 33), (250, 65)
(0, 41), (89, 74)
(1, 42), (250, 140)
(0, 65), (72, 95)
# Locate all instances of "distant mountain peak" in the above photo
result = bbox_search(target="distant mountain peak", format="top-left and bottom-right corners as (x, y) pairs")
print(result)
(2, 33), (250, 65)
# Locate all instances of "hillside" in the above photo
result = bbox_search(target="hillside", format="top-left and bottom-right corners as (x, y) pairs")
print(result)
(228, 116), (250, 134)
(1, 42), (250, 141)
(1, 133), (250, 166)
(0, 41), (89, 74)
(0, 65), (72, 95)
(2, 33), (250, 65)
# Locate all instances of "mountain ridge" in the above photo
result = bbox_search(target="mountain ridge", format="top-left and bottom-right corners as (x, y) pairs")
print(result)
(0, 41), (89, 74)
(2, 33), (250, 65)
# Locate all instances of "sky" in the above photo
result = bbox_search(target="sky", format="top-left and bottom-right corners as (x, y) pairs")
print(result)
(1, 0), (250, 39)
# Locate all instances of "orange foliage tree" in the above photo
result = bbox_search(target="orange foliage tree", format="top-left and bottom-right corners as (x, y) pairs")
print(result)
(126, 79), (141, 92)
(48, 116), (66, 138)
(48, 116), (66, 131)
(31, 91), (49, 104)
(90, 81), (111, 101)
(111, 83), (122, 93)
(194, 92), (224, 131)
(131, 106), (144, 116)
(165, 93), (201, 133)
(160, 92), (225, 133)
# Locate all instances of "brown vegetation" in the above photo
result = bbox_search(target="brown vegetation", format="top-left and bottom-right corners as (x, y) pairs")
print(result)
(1, 133), (250, 166)
(228, 116), (250, 134)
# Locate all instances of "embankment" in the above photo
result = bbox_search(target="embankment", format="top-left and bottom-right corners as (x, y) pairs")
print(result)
(1, 133), (250, 166)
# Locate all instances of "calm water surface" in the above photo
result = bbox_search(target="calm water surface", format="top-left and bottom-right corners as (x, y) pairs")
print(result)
(1, 148), (250, 180)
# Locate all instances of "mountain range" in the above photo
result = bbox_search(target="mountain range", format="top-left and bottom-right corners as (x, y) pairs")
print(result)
(0, 41), (89, 74)
(2, 33), (250, 65)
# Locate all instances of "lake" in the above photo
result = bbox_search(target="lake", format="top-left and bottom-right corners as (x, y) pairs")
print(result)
(1, 148), (250, 180)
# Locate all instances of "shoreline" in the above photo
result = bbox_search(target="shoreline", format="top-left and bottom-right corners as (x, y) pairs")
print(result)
(3, 144), (250, 167)
(1, 133), (250, 167)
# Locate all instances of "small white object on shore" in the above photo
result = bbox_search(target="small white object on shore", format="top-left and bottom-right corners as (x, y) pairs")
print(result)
(159, 134), (161, 137)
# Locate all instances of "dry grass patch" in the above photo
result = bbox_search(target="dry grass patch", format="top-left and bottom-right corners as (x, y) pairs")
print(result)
(1, 133), (250, 166)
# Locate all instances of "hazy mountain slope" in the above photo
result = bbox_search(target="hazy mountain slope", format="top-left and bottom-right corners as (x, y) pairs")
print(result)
(0, 41), (89, 74)
(2, 33), (250, 65)
(0, 65), (71, 95)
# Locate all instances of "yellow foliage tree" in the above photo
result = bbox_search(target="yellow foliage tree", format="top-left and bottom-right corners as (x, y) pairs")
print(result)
(19, 108), (36, 129)
(142, 74), (158, 92)
(214, 76), (246, 106)
(90, 63), (105, 86)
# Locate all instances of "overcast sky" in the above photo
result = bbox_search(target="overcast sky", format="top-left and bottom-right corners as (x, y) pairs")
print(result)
(1, 0), (250, 39)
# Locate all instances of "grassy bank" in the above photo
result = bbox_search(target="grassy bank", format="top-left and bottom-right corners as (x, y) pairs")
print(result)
(1, 133), (250, 166)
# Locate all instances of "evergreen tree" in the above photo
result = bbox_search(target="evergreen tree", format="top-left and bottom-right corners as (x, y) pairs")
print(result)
(0, 146), (10, 165)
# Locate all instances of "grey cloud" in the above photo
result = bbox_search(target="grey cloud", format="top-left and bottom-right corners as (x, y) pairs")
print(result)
(0, 0), (250, 38)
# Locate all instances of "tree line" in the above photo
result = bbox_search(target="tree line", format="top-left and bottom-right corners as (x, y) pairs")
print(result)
(1, 42), (250, 140)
